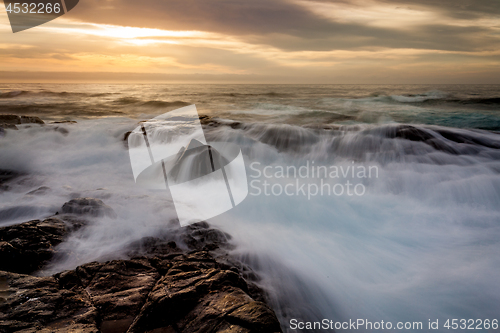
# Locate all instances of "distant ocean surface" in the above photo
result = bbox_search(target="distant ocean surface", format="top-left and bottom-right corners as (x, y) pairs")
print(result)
(1, 84), (500, 130)
(1, 84), (500, 332)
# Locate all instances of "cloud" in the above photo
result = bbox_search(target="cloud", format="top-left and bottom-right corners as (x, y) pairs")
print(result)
(378, 0), (500, 20)
(63, 0), (500, 51)
(0, 0), (499, 83)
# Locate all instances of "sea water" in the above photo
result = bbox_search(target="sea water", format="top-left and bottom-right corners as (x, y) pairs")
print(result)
(1, 84), (499, 332)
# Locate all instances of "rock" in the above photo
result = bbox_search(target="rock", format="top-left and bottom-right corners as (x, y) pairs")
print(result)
(226, 301), (282, 332)
(434, 128), (500, 149)
(85, 258), (160, 332)
(0, 123), (18, 130)
(50, 121), (77, 124)
(128, 251), (282, 333)
(0, 115), (21, 124)
(0, 115), (71, 136)
(61, 197), (117, 219)
(388, 125), (460, 154)
(0, 114), (45, 132)
(0, 217), (84, 274)
(181, 222), (233, 251)
(0, 207), (281, 332)
(0, 115), (44, 125)
(0, 271), (99, 333)
(0, 251), (282, 333)
(21, 116), (44, 124)
(52, 126), (70, 135)
(198, 115), (244, 130)
(125, 221), (234, 258)
(392, 125), (434, 142)
(0, 170), (21, 184)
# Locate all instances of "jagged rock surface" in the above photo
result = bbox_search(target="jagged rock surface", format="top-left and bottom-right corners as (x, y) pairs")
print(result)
(0, 217), (84, 274)
(61, 198), (117, 219)
(0, 198), (282, 332)
(0, 251), (282, 333)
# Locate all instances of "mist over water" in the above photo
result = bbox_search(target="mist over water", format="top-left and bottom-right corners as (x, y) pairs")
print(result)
(1, 84), (500, 332)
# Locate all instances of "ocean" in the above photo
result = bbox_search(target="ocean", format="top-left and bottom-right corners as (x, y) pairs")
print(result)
(1, 84), (500, 332)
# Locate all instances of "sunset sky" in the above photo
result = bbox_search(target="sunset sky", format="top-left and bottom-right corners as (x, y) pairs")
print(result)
(1, 0), (500, 83)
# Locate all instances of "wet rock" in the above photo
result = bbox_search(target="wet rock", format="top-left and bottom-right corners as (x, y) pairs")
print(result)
(61, 197), (117, 219)
(0, 170), (21, 185)
(389, 125), (500, 155)
(434, 128), (500, 149)
(125, 221), (233, 258)
(52, 126), (70, 135)
(0, 271), (99, 333)
(0, 217), (84, 274)
(391, 125), (435, 142)
(0, 115), (44, 125)
(0, 251), (282, 333)
(182, 222), (233, 251)
(0, 209), (281, 332)
(389, 125), (460, 154)
(226, 301), (282, 332)
(0, 123), (18, 130)
(86, 258), (160, 332)
(198, 115), (212, 125)
(199, 115), (246, 130)
(50, 120), (77, 124)
(0, 115), (24, 124)
(128, 251), (281, 333)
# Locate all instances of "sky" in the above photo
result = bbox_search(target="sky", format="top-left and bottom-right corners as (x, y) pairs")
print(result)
(1, 0), (500, 83)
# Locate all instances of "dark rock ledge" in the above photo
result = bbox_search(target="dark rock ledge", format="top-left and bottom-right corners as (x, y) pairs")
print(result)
(0, 114), (73, 135)
(0, 217), (84, 275)
(0, 115), (44, 130)
(0, 199), (282, 333)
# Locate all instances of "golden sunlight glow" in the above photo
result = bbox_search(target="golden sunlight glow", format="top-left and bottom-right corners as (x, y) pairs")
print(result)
(46, 23), (213, 40)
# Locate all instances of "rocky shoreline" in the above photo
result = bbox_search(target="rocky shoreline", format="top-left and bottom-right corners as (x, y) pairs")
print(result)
(0, 114), (283, 332)
(0, 199), (283, 332)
